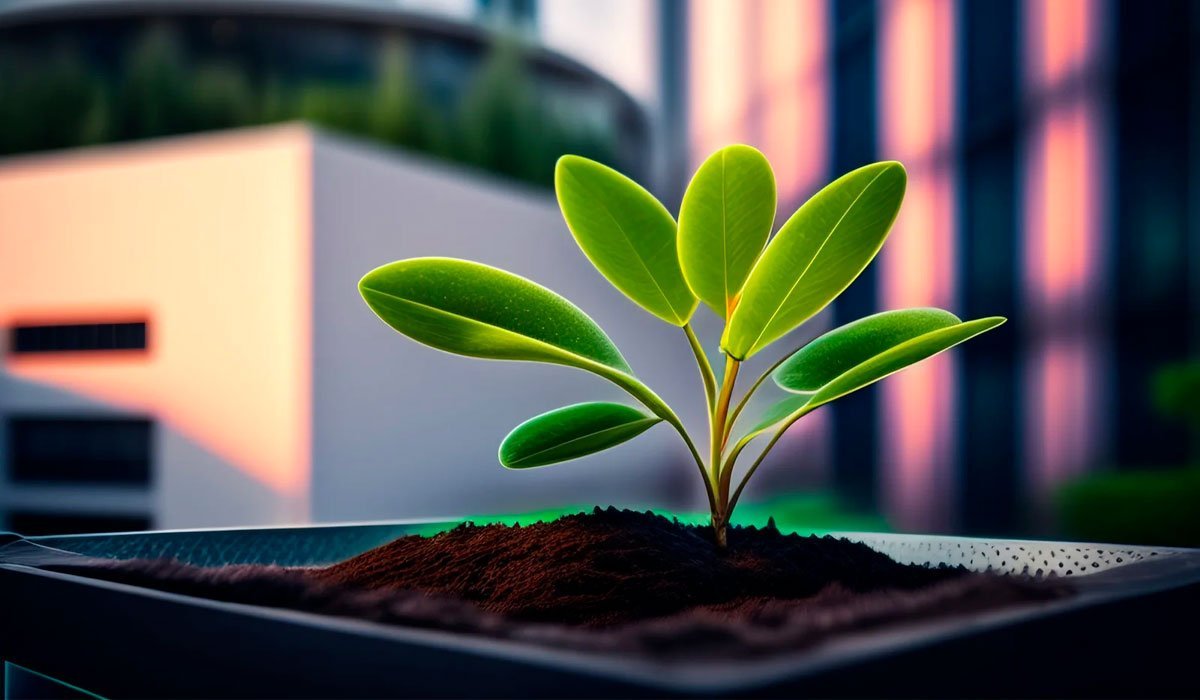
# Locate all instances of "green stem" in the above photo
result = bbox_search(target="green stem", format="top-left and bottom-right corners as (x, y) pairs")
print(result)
(724, 346), (800, 440)
(672, 414), (717, 515)
(726, 405), (813, 518)
(710, 355), (740, 526)
(587, 360), (716, 515)
(683, 323), (718, 411)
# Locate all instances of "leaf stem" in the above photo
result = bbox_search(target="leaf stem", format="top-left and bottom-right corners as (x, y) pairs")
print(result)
(710, 355), (740, 512)
(671, 414), (718, 515)
(636, 392), (716, 515)
(683, 323), (718, 411)
(724, 345), (799, 440)
(586, 361), (716, 514)
(726, 405), (813, 517)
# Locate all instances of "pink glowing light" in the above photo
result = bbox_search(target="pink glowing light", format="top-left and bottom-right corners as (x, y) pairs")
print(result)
(1026, 338), (1096, 493)
(1022, 0), (1107, 501)
(690, 0), (828, 203)
(757, 0), (829, 203)
(877, 0), (958, 531)
(689, 0), (751, 162)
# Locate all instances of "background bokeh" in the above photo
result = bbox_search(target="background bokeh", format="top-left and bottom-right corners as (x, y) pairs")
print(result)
(0, 0), (1196, 545)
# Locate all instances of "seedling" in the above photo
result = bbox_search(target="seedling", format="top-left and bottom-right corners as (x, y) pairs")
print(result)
(360, 146), (1004, 548)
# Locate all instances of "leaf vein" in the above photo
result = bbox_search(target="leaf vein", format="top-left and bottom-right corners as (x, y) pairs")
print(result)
(742, 167), (889, 355)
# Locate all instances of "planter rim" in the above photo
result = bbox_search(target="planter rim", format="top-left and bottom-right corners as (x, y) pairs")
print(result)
(3, 524), (1199, 694)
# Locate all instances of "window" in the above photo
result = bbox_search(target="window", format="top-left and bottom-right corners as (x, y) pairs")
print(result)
(9, 321), (147, 354)
(7, 417), (153, 486)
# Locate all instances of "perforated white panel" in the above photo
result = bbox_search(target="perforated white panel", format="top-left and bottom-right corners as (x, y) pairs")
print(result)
(845, 533), (1177, 578)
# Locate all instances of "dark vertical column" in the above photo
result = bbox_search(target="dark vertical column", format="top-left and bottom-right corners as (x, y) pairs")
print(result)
(1112, 0), (1193, 468)
(656, 0), (689, 209)
(956, 0), (1022, 534)
(1192, 1), (1200, 462)
(829, 0), (879, 512)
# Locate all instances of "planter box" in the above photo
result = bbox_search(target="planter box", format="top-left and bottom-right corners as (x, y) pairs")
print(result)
(2, 522), (1198, 698)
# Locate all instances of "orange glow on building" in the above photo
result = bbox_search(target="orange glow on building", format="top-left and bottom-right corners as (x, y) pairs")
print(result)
(0, 127), (313, 505)
(1022, 0), (1106, 501)
(758, 0), (829, 204)
(690, 0), (828, 204)
(1026, 338), (1096, 492)
(877, 0), (957, 531)
(689, 0), (751, 162)
(1028, 0), (1095, 88)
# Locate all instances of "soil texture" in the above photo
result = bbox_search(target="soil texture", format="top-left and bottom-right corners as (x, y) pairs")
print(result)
(50, 508), (1070, 658)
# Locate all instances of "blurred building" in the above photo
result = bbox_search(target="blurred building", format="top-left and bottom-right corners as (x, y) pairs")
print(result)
(0, 0), (669, 535)
(0, 125), (712, 534)
(0, 0), (650, 186)
(662, 0), (1199, 534)
(0, 0), (1197, 537)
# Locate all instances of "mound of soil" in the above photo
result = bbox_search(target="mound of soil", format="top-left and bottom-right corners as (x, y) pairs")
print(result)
(50, 509), (1071, 657)
(316, 507), (980, 626)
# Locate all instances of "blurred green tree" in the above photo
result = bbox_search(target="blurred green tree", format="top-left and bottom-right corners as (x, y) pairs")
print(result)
(1058, 359), (1200, 546)
(0, 48), (108, 153)
(0, 25), (621, 189)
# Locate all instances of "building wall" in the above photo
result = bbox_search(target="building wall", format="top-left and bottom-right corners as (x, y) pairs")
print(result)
(1, 123), (767, 532)
(0, 126), (313, 529)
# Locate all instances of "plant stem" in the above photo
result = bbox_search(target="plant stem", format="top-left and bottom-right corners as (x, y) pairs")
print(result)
(683, 323), (718, 411)
(710, 355), (740, 547)
(672, 415), (718, 516)
(726, 405), (813, 518)
(711, 356), (740, 482)
(592, 361), (716, 516)
(725, 431), (782, 518)
(724, 345), (800, 440)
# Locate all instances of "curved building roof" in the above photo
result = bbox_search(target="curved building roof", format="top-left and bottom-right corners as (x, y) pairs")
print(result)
(0, 0), (639, 108)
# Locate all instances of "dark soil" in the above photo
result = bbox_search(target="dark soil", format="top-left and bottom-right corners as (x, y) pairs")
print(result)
(50, 508), (1071, 658)
(315, 507), (1008, 626)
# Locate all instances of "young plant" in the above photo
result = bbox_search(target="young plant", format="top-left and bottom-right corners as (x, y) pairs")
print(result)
(360, 145), (1004, 548)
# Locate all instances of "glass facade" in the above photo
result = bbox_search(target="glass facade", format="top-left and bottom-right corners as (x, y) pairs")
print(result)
(7, 416), (153, 486)
(681, 0), (1199, 534)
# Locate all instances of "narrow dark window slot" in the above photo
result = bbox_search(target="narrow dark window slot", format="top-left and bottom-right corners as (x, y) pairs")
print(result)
(6, 417), (153, 486)
(10, 321), (148, 354)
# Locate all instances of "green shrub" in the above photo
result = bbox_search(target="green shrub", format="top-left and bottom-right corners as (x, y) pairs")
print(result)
(1057, 468), (1200, 547)
(0, 49), (108, 152)
(0, 28), (619, 188)
(1153, 361), (1200, 433)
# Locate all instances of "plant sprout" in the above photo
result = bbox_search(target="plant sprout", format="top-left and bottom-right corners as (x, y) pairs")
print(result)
(360, 145), (1004, 548)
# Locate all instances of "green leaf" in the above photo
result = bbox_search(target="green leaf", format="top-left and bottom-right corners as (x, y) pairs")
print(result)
(678, 145), (776, 318)
(723, 161), (907, 359)
(729, 311), (1003, 457)
(359, 257), (631, 373)
(360, 257), (682, 425)
(745, 393), (813, 438)
(777, 312), (1007, 409)
(774, 308), (961, 392)
(725, 393), (816, 471)
(500, 402), (661, 468)
(555, 155), (698, 325)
